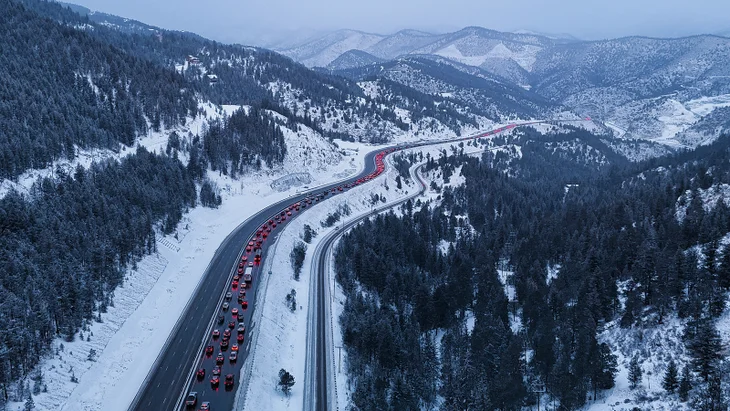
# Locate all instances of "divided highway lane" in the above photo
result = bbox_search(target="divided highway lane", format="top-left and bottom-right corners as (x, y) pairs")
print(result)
(307, 164), (428, 411)
(131, 120), (583, 411)
(129, 149), (386, 411)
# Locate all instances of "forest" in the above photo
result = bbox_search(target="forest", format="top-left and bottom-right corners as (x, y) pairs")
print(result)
(0, 148), (197, 403)
(335, 130), (730, 410)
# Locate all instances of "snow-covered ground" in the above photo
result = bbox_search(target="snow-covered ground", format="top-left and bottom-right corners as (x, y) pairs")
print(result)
(238, 147), (422, 411)
(3, 125), (383, 411)
(238, 136), (494, 411)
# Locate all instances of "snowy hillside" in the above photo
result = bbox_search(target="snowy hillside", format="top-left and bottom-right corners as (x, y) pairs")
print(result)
(279, 29), (385, 68)
(280, 26), (730, 148)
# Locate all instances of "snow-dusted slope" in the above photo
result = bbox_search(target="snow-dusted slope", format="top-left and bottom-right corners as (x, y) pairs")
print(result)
(279, 29), (385, 68)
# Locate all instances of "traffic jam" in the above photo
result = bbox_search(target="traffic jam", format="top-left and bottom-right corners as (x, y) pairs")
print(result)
(184, 148), (394, 409)
(184, 124), (529, 409)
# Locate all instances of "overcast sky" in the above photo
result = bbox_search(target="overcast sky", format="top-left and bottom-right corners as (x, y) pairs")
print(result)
(71, 0), (730, 45)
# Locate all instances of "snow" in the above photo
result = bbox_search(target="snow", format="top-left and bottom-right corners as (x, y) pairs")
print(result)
(675, 184), (730, 223)
(238, 147), (423, 411)
(4, 115), (382, 411)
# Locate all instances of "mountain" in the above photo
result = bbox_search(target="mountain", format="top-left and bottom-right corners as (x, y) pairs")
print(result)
(279, 29), (385, 68)
(333, 57), (558, 121)
(280, 27), (730, 146)
(327, 49), (384, 71)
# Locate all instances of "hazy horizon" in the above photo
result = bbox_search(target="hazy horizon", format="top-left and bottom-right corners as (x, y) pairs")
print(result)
(69, 0), (730, 46)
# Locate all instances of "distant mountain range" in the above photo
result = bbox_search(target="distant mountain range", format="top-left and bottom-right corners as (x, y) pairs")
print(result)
(275, 27), (730, 146)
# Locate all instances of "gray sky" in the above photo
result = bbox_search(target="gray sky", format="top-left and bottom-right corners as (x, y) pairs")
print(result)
(71, 0), (730, 45)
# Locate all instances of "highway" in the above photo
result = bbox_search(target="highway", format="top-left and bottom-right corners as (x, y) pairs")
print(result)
(305, 163), (428, 411)
(128, 119), (589, 411)
(128, 149), (387, 411)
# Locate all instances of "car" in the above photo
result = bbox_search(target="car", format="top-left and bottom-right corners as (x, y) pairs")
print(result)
(237, 333), (244, 343)
(266, 226), (272, 232)
(237, 323), (246, 333)
(212, 329), (220, 339)
(257, 228), (263, 235)
(248, 241), (255, 247)
(338, 186), (343, 191)
(281, 215), (286, 221)
(196, 368), (205, 380)
(237, 267), (243, 274)
(232, 344), (239, 352)
(280, 211), (286, 217)
(245, 245), (252, 252)
(237, 294), (245, 303)
(241, 255), (248, 262)
(238, 262), (244, 268)
(210, 375), (219, 387)
(199, 402), (210, 411)
(231, 308), (239, 317)
(212, 366), (221, 376)
(185, 392), (197, 406)
(205, 345), (214, 356)
(216, 353), (224, 364)
(228, 321), (236, 329)
(271, 222), (277, 228)
(287, 211), (292, 216)
(248, 261), (254, 267)
(222, 302), (229, 311)
(223, 329), (231, 338)
(217, 315), (225, 324)
(225, 292), (232, 300)
(224, 374), (234, 389)
(232, 280), (238, 289)
(262, 231), (268, 239)
(229, 351), (238, 362)
(242, 301), (248, 309)
(233, 275), (240, 282)
(220, 339), (229, 350)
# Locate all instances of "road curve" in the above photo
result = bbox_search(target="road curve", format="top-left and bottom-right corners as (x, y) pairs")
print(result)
(129, 119), (587, 411)
(306, 163), (428, 411)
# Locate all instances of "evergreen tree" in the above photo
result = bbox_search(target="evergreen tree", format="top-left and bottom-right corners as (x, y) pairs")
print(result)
(679, 365), (692, 402)
(662, 360), (679, 393)
(687, 319), (724, 381)
(278, 369), (295, 396)
(628, 355), (642, 389)
(24, 391), (34, 411)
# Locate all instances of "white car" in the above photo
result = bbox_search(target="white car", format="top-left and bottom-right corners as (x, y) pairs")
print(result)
(222, 302), (229, 311)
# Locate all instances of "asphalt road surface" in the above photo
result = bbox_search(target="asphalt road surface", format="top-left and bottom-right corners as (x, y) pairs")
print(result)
(129, 149), (385, 411)
(308, 164), (427, 411)
(130, 120), (583, 411)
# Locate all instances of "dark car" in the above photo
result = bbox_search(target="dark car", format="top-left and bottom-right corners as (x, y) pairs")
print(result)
(212, 329), (220, 339)
(228, 321), (236, 329)
(216, 353), (224, 365)
(217, 315), (225, 324)
(196, 368), (205, 380)
(205, 345), (214, 356)
(237, 333), (244, 343)
(224, 374), (234, 389)
(210, 375), (219, 387)
(220, 339), (229, 350)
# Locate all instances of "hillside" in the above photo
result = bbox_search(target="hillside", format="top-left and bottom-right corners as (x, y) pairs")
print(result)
(278, 27), (730, 146)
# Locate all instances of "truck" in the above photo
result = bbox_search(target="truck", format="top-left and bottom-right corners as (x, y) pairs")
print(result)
(243, 266), (253, 283)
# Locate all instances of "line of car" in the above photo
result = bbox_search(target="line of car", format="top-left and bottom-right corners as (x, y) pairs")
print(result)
(181, 126), (536, 410)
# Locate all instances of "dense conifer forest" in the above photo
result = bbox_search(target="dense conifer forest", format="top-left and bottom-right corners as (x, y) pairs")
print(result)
(0, 148), (197, 399)
(335, 131), (730, 409)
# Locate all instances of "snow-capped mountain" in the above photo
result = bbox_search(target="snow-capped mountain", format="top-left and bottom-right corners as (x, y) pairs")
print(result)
(279, 29), (385, 68)
(279, 27), (730, 147)
(327, 49), (384, 71)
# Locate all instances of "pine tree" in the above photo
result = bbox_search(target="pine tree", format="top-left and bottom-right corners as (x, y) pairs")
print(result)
(278, 368), (295, 396)
(628, 355), (642, 389)
(679, 365), (692, 402)
(662, 360), (679, 393)
(687, 319), (723, 381)
(24, 391), (34, 411)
